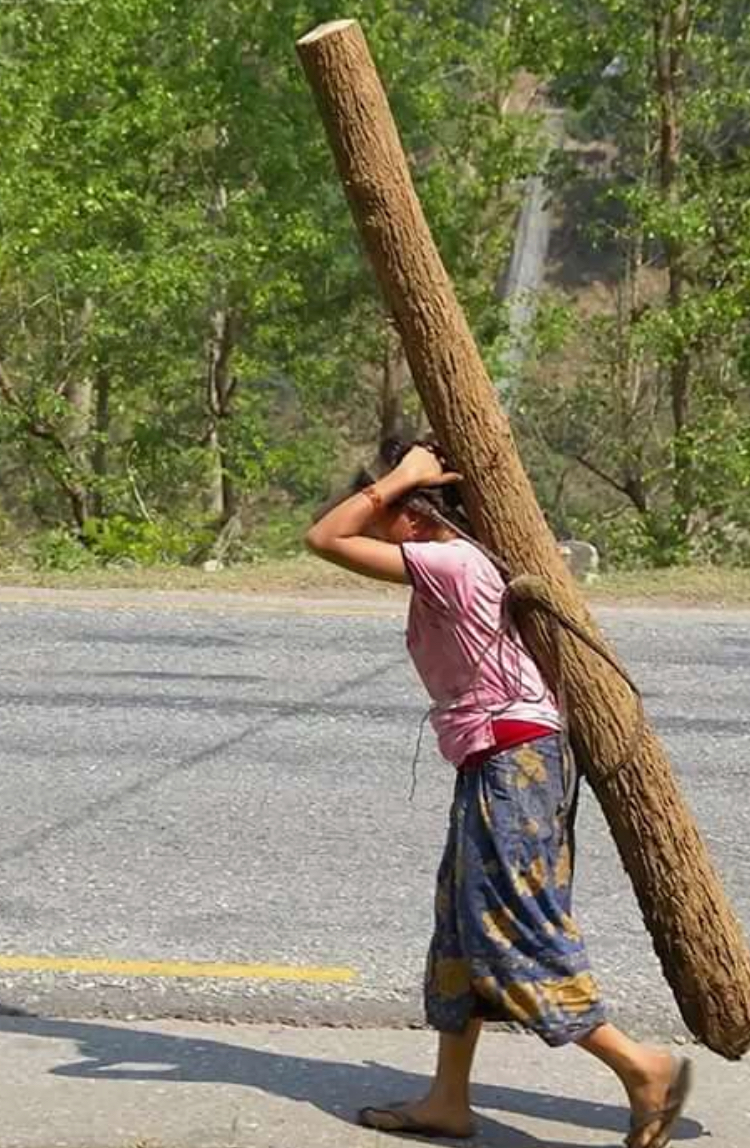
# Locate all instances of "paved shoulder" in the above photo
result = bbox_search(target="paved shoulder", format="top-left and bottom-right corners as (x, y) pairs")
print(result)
(1, 1017), (745, 1148)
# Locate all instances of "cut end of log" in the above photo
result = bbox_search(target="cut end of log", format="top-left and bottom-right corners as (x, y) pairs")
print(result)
(297, 20), (358, 47)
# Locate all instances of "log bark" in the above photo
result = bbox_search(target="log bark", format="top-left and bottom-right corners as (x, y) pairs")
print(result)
(297, 18), (750, 1059)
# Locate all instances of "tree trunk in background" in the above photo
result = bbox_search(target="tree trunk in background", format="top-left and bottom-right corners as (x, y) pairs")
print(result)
(205, 424), (224, 520)
(61, 372), (93, 530)
(60, 298), (98, 529)
(619, 232), (649, 516)
(653, 0), (693, 536)
(379, 328), (407, 441)
(204, 179), (240, 528)
(205, 303), (238, 526)
(91, 368), (110, 520)
(297, 18), (750, 1059)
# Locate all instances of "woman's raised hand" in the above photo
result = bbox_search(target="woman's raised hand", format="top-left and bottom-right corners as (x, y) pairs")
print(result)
(393, 445), (463, 489)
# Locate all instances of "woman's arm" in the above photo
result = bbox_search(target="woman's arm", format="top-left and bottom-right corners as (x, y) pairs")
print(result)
(305, 470), (413, 583)
(305, 446), (460, 584)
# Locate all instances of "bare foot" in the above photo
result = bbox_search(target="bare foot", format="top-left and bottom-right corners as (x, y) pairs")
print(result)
(359, 1094), (476, 1139)
(624, 1050), (677, 1148)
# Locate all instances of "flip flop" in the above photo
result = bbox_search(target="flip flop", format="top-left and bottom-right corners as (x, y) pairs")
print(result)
(625, 1057), (694, 1148)
(358, 1105), (475, 1141)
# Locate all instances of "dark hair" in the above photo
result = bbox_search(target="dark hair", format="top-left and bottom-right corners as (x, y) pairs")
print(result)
(354, 436), (469, 526)
(356, 436), (512, 582)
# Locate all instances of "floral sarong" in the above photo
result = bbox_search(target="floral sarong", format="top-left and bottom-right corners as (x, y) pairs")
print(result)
(425, 734), (606, 1046)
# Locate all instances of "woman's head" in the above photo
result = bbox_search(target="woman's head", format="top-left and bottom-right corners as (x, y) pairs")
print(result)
(364, 496), (448, 545)
(313, 435), (511, 578)
(348, 436), (467, 545)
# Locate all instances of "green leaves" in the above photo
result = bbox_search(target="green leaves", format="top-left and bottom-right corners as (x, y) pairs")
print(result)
(511, 0), (750, 565)
(0, 1), (533, 556)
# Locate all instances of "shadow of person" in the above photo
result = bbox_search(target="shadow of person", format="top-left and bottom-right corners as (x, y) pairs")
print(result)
(0, 1014), (704, 1148)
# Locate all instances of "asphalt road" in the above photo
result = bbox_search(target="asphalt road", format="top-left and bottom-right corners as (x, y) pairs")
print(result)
(1, 590), (749, 1039)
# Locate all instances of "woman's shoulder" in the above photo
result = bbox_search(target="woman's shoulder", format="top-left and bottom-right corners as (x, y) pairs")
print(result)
(447, 538), (503, 577)
(404, 537), (482, 571)
(403, 538), (504, 608)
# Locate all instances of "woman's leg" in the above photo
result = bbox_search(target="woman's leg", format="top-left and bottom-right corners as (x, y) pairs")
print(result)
(361, 1019), (482, 1136)
(426, 1018), (484, 1116)
(577, 1023), (677, 1147)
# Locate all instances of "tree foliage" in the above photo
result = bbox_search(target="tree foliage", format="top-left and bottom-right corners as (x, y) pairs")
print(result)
(515, 0), (750, 565)
(1, 0), (749, 568)
(0, 0), (533, 564)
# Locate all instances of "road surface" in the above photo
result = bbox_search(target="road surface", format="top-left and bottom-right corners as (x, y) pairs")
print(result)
(1, 589), (748, 1039)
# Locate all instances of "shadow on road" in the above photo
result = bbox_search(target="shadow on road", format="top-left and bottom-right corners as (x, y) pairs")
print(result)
(0, 1014), (704, 1148)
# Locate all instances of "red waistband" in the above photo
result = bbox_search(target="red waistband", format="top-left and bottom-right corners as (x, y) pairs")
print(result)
(460, 719), (556, 771)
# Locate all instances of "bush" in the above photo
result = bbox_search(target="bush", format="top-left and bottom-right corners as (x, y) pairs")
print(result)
(242, 505), (312, 562)
(31, 528), (99, 572)
(82, 515), (213, 566)
(30, 517), (215, 570)
(561, 511), (685, 571)
(0, 510), (17, 568)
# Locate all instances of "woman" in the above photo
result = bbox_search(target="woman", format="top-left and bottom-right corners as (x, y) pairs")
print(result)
(306, 442), (692, 1147)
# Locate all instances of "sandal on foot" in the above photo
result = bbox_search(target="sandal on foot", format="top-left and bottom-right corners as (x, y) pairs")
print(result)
(358, 1105), (475, 1141)
(626, 1057), (694, 1148)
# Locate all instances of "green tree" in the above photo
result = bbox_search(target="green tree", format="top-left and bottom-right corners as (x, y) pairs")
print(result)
(515, 0), (750, 564)
(0, 1), (539, 561)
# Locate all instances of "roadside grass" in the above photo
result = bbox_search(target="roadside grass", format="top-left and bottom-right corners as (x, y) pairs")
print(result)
(0, 555), (400, 595)
(2, 557), (750, 605)
(586, 565), (750, 606)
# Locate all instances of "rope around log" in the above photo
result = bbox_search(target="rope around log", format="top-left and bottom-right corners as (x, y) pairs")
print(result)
(504, 574), (646, 783)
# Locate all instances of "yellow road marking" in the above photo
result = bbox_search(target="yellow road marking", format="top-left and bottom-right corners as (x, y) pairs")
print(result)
(0, 954), (357, 983)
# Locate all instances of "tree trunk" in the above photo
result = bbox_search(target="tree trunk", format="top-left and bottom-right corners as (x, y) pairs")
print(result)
(91, 368), (110, 520)
(204, 425), (224, 520)
(204, 179), (240, 528)
(297, 18), (750, 1059)
(380, 328), (407, 441)
(62, 372), (93, 529)
(205, 304), (238, 526)
(620, 233), (649, 516)
(653, 1), (693, 534)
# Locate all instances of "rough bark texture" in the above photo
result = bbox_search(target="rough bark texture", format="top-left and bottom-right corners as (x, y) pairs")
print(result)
(297, 18), (750, 1059)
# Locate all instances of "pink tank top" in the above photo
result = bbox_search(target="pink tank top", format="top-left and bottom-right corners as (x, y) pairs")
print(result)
(402, 539), (561, 766)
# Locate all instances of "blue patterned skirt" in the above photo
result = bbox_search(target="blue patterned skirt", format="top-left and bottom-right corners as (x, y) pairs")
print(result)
(425, 734), (606, 1046)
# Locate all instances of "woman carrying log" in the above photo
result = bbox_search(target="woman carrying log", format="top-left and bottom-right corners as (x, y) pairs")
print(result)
(306, 441), (692, 1147)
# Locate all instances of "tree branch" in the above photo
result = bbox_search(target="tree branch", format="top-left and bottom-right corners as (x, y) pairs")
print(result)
(0, 357), (79, 467)
(573, 452), (648, 514)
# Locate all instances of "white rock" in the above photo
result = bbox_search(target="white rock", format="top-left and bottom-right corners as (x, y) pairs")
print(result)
(559, 539), (600, 584)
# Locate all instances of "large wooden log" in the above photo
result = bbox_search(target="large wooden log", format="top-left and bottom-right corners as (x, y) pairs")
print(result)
(296, 18), (750, 1059)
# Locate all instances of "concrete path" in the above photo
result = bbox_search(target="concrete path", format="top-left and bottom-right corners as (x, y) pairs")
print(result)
(2, 1017), (747, 1148)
